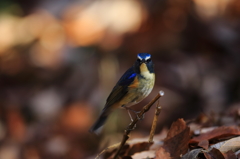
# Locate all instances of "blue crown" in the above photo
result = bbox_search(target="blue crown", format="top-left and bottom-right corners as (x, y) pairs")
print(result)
(137, 53), (151, 60)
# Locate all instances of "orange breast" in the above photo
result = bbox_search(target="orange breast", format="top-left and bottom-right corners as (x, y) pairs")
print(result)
(128, 76), (139, 88)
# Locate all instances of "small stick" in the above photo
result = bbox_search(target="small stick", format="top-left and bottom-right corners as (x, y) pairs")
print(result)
(113, 91), (164, 159)
(148, 99), (162, 144)
(95, 142), (121, 159)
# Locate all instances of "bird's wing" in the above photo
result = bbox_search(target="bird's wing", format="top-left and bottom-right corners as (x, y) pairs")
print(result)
(104, 67), (137, 108)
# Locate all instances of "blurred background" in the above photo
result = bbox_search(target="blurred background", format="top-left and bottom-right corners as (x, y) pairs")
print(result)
(1, 0), (240, 158)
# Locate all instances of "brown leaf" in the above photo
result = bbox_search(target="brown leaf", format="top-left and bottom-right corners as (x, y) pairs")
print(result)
(198, 140), (209, 150)
(209, 148), (225, 159)
(131, 150), (155, 159)
(190, 126), (240, 144)
(203, 148), (225, 159)
(203, 152), (212, 159)
(158, 118), (191, 158)
(156, 147), (171, 159)
(127, 142), (151, 156)
(223, 150), (237, 159)
(164, 118), (188, 140)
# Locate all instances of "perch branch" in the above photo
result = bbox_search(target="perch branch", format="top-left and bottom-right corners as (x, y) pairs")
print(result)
(95, 142), (121, 159)
(113, 91), (164, 159)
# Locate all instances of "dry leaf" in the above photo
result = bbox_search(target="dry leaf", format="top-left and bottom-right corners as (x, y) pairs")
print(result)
(203, 152), (212, 159)
(127, 142), (151, 156)
(190, 126), (240, 144)
(223, 150), (237, 159)
(164, 118), (188, 140)
(163, 118), (191, 158)
(131, 150), (155, 159)
(198, 140), (209, 150)
(156, 147), (171, 159)
(203, 148), (225, 159)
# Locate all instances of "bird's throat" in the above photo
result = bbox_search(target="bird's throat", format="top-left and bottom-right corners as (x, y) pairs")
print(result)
(140, 63), (154, 79)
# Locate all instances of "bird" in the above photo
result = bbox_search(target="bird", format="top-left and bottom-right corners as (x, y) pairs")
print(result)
(89, 53), (155, 133)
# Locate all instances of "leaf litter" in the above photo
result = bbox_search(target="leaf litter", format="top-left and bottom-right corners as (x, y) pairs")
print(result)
(101, 109), (240, 159)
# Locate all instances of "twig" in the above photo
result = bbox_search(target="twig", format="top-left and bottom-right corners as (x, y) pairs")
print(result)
(113, 91), (164, 159)
(95, 142), (121, 159)
(148, 99), (162, 144)
(95, 140), (133, 159)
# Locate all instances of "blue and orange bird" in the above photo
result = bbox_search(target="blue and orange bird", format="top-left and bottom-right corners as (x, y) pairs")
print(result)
(89, 53), (155, 133)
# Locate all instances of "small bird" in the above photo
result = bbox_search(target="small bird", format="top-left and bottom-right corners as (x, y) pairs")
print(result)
(89, 53), (155, 133)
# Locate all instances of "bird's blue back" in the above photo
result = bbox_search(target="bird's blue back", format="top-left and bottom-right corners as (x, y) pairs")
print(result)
(105, 67), (136, 108)
(117, 67), (136, 86)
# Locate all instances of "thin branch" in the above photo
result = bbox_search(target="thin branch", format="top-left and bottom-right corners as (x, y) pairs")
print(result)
(95, 142), (121, 159)
(149, 99), (162, 143)
(113, 91), (164, 159)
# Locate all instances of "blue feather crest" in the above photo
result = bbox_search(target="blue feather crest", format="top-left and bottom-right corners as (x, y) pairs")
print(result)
(137, 53), (151, 60)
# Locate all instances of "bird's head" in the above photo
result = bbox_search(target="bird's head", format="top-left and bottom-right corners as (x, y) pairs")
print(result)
(134, 53), (154, 74)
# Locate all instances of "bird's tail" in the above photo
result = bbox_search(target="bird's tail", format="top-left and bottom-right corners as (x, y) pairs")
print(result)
(89, 108), (110, 134)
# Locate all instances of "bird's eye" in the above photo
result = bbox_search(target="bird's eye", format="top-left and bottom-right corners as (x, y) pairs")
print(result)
(137, 58), (141, 62)
(146, 59), (151, 62)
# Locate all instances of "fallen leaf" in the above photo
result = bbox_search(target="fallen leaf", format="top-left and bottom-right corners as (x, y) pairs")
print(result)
(203, 148), (225, 159)
(155, 147), (171, 159)
(198, 140), (209, 150)
(203, 152), (212, 159)
(131, 150), (155, 159)
(162, 118), (191, 158)
(223, 150), (237, 159)
(190, 126), (240, 144)
(127, 142), (151, 156)
(164, 118), (188, 140)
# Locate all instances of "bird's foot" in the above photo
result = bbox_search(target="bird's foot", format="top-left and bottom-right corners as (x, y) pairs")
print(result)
(131, 110), (144, 120)
(122, 106), (144, 121)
